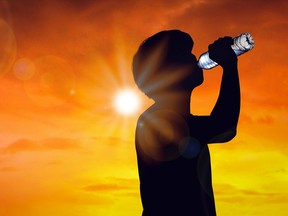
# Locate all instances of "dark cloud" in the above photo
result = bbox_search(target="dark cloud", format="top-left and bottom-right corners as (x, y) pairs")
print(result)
(4, 0), (288, 56)
(4, 0), (288, 76)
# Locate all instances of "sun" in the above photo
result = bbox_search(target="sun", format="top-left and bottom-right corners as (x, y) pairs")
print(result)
(113, 89), (141, 115)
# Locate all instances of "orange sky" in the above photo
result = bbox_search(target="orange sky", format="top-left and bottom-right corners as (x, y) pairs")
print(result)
(0, 0), (287, 215)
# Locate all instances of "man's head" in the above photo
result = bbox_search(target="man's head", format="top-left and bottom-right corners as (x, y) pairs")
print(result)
(132, 30), (203, 100)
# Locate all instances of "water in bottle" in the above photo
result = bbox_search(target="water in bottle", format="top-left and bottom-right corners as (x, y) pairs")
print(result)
(198, 32), (254, 70)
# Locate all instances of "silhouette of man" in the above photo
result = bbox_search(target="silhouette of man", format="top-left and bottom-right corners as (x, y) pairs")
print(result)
(132, 30), (240, 216)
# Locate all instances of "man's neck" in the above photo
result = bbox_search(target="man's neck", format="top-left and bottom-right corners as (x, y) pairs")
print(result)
(152, 91), (192, 115)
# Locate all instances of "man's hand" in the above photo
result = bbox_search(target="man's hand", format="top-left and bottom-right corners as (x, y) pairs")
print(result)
(208, 37), (237, 68)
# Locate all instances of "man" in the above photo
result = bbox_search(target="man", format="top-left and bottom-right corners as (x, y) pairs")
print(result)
(133, 30), (240, 216)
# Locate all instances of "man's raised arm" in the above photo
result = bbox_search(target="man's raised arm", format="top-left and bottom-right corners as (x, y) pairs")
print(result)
(208, 37), (241, 143)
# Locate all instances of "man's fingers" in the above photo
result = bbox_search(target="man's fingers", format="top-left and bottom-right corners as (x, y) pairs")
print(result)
(214, 37), (233, 46)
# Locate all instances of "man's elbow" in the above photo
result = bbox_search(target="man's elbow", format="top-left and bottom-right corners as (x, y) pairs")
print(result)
(208, 127), (237, 143)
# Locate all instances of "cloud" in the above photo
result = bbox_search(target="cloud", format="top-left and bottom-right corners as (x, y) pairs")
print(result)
(214, 183), (288, 204)
(256, 115), (274, 124)
(239, 112), (275, 125)
(90, 136), (130, 146)
(1, 138), (80, 153)
(83, 183), (131, 192)
(263, 168), (288, 175)
(82, 177), (138, 192)
(0, 166), (18, 172)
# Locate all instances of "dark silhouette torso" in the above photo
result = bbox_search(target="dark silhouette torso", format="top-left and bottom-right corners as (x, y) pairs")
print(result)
(136, 108), (217, 216)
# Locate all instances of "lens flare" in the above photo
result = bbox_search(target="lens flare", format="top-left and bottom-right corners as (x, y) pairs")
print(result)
(13, 58), (35, 80)
(23, 55), (76, 107)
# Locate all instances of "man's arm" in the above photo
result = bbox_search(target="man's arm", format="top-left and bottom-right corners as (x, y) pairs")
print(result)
(208, 37), (241, 143)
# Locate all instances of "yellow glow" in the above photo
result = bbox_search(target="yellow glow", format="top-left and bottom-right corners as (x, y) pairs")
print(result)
(113, 89), (141, 115)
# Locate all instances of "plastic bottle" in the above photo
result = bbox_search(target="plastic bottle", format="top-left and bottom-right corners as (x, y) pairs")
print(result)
(197, 32), (254, 70)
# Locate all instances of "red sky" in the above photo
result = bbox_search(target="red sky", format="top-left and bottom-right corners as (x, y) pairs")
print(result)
(0, 0), (287, 215)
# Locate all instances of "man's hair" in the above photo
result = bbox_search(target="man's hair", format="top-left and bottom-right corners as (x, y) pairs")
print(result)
(132, 30), (194, 99)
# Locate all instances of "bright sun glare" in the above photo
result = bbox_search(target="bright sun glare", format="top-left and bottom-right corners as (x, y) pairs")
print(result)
(114, 89), (140, 115)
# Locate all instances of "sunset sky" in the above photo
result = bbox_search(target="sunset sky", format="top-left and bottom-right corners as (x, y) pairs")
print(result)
(0, 0), (287, 215)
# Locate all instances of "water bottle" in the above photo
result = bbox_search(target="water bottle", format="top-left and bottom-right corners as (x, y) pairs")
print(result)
(197, 32), (254, 70)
